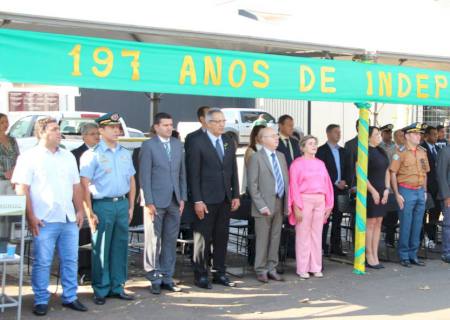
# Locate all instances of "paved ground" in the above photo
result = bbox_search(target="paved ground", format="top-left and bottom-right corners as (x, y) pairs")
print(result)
(3, 256), (450, 320)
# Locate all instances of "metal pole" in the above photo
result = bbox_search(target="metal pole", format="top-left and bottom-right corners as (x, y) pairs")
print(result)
(307, 100), (312, 135)
(353, 102), (371, 275)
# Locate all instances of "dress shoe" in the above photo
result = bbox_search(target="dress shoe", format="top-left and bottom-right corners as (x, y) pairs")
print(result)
(313, 272), (323, 278)
(366, 262), (383, 269)
(299, 272), (310, 279)
(194, 277), (212, 289)
(62, 299), (88, 312)
(268, 271), (284, 281)
(151, 284), (161, 295)
(110, 292), (135, 300)
(161, 283), (182, 292)
(442, 255), (450, 263)
(93, 295), (106, 305)
(400, 260), (411, 268)
(410, 259), (426, 267)
(256, 273), (269, 283)
(385, 241), (395, 248)
(213, 275), (236, 287)
(33, 304), (48, 316)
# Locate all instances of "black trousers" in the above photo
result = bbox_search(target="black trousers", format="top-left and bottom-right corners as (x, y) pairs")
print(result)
(423, 192), (441, 242)
(192, 201), (231, 279)
(383, 211), (399, 245)
(322, 207), (343, 253)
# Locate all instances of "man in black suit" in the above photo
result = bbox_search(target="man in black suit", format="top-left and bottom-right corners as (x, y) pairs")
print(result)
(316, 124), (348, 256)
(184, 105), (210, 147)
(71, 123), (100, 170)
(186, 108), (240, 289)
(344, 120), (359, 188)
(276, 114), (301, 167)
(71, 122), (100, 281)
(421, 125), (441, 247)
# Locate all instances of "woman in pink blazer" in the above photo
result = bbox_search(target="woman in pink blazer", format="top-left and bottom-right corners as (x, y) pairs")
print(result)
(289, 135), (334, 279)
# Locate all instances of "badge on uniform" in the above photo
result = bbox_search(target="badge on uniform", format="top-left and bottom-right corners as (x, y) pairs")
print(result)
(393, 154), (400, 160)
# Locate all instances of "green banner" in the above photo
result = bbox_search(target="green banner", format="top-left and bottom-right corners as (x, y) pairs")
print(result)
(0, 28), (449, 106)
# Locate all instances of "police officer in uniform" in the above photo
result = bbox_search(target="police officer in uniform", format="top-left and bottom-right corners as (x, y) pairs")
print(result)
(390, 123), (430, 267)
(80, 112), (136, 304)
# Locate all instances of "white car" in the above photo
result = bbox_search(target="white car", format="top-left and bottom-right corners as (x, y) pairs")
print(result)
(9, 111), (144, 152)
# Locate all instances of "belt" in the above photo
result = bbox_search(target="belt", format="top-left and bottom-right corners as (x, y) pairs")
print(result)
(399, 183), (422, 190)
(94, 195), (127, 202)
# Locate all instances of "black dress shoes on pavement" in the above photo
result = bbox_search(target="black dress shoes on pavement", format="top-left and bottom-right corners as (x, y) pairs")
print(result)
(151, 284), (161, 295)
(161, 283), (182, 292)
(110, 292), (135, 300)
(331, 249), (347, 257)
(400, 260), (411, 268)
(93, 295), (106, 305)
(194, 277), (212, 289)
(410, 259), (426, 266)
(213, 275), (236, 287)
(33, 304), (48, 316)
(62, 299), (88, 312)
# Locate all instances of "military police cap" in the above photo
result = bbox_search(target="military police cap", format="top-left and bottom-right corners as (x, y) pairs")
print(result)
(402, 122), (427, 134)
(380, 124), (394, 132)
(95, 112), (121, 126)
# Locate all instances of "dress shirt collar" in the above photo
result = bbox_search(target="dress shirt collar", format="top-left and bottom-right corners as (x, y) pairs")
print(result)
(98, 139), (120, 152)
(327, 141), (340, 150)
(158, 135), (170, 143)
(263, 147), (277, 158)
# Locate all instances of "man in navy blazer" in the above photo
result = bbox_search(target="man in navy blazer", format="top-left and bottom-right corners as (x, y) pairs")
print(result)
(139, 112), (187, 294)
(316, 124), (348, 256)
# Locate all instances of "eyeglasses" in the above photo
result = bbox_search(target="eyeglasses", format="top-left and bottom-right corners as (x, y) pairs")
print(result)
(209, 119), (226, 124)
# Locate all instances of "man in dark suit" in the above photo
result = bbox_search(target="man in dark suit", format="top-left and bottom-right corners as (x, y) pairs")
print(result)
(276, 114), (301, 167)
(71, 122), (100, 170)
(316, 124), (348, 256)
(184, 105), (210, 147)
(186, 108), (240, 289)
(344, 120), (359, 188)
(421, 125), (441, 248)
(71, 122), (100, 281)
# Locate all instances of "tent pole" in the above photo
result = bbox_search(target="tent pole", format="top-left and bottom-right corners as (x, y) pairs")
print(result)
(353, 102), (371, 275)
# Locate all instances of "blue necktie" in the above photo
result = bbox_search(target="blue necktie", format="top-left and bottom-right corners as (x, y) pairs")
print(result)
(271, 152), (284, 198)
(163, 141), (171, 160)
(215, 138), (224, 161)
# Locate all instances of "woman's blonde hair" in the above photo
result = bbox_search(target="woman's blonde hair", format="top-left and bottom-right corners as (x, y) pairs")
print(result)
(299, 135), (318, 150)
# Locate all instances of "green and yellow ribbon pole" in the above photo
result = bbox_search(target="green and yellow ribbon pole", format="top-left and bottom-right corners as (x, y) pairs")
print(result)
(353, 102), (371, 275)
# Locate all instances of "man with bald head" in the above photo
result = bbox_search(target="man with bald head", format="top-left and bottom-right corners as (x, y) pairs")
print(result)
(247, 127), (289, 283)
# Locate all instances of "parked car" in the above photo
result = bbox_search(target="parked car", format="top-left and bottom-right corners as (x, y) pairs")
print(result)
(9, 111), (146, 152)
(177, 108), (277, 145)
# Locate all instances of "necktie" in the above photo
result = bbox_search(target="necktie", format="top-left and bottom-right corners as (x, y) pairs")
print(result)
(285, 138), (294, 160)
(215, 138), (224, 161)
(163, 141), (171, 160)
(271, 152), (284, 198)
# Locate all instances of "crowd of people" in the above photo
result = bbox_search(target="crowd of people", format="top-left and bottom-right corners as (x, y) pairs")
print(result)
(0, 108), (450, 316)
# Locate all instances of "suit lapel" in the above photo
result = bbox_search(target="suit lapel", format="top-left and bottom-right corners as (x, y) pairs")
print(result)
(261, 149), (275, 178)
(202, 132), (223, 165)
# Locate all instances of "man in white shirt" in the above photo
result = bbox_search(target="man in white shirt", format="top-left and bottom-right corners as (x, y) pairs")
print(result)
(12, 117), (87, 316)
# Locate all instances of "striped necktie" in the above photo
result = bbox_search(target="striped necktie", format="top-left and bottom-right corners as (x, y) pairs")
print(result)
(271, 152), (284, 198)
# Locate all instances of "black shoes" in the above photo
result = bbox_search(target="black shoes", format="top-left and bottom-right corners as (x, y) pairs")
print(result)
(161, 283), (182, 292)
(110, 292), (135, 300)
(400, 260), (411, 268)
(330, 248), (347, 257)
(151, 284), (161, 295)
(62, 299), (88, 312)
(442, 255), (450, 263)
(410, 259), (426, 267)
(33, 304), (48, 316)
(194, 277), (212, 289)
(93, 295), (106, 305)
(366, 263), (384, 269)
(213, 275), (236, 287)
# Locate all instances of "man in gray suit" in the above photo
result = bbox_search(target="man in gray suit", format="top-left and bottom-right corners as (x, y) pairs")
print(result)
(139, 112), (187, 294)
(437, 144), (450, 263)
(247, 127), (289, 283)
